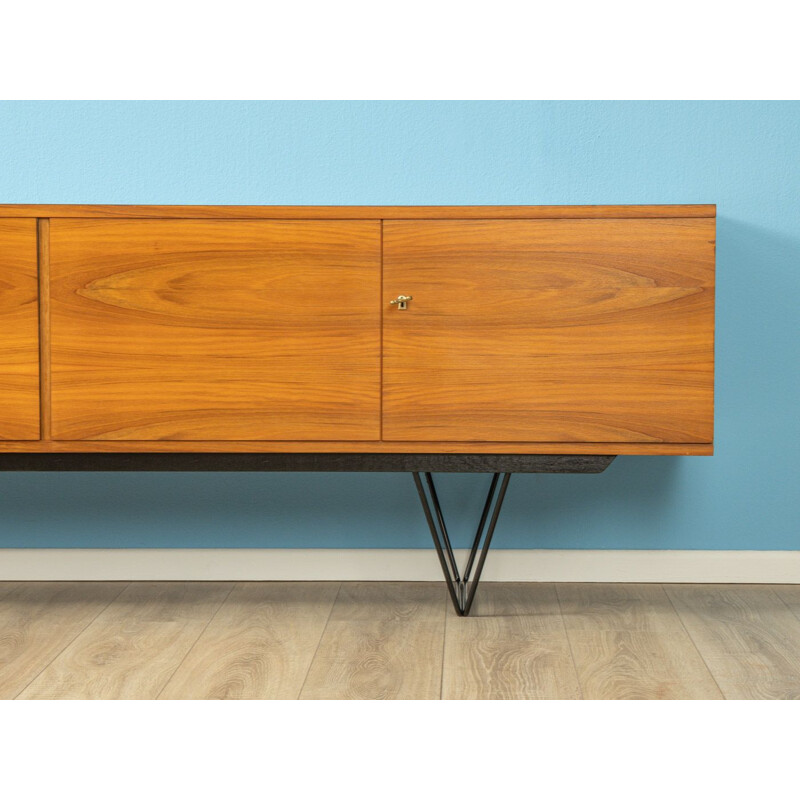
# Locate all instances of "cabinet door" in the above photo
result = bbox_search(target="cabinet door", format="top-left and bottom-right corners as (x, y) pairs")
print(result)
(0, 219), (40, 440)
(383, 219), (715, 443)
(50, 220), (381, 440)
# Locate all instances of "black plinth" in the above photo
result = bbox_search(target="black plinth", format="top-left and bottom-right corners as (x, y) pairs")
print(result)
(0, 452), (614, 473)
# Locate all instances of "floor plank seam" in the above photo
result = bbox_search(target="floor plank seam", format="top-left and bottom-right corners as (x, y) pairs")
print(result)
(554, 583), (585, 700)
(772, 586), (800, 628)
(297, 582), (343, 700)
(439, 586), (448, 700)
(155, 581), (238, 700)
(13, 581), (130, 700)
(662, 584), (726, 700)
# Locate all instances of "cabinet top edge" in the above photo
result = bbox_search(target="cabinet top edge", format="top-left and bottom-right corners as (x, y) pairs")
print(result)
(0, 204), (716, 220)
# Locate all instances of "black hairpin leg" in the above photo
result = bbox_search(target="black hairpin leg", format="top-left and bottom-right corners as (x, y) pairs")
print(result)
(413, 471), (511, 616)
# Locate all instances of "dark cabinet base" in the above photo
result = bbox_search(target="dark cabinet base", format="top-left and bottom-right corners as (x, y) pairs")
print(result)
(0, 452), (614, 473)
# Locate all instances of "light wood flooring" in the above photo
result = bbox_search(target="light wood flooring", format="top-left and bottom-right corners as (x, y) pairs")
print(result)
(1, 581), (799, 699)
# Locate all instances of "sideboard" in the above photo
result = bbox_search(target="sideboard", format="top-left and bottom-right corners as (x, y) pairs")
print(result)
(0, 204), (715, 614)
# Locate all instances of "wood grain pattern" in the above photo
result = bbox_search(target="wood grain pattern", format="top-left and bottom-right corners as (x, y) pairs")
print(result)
(558, 583), (691, 633)
(0, 582), (20, 600)
(0, 219), (40, 439)
(0, 582), (124, 698)
(0, 205), (717, 220)
(558, 584), (722, 699)
(300, 582), (445, 699)
(0, 440), (712, 455)
(774, 586), (800, 623)
(384, 219), (715, 443)
(4, 581), (799, 700)
(0, 206), (715, 453)
(159, 582), (339, 699)
(442, 583), (581, 699)
(564, 631), (724, 700)
(19, 582), (232, 699)
(665, 585), (800, 700)
(49, 220), (381, 441)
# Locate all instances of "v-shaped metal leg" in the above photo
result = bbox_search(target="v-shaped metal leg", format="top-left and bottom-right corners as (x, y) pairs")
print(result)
(413, 471), (511, 616)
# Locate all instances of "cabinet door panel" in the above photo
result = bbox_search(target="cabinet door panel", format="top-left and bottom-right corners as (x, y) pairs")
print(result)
(0, 219), (40, 440)
(50, 220), (381, 440)
(383, 219), (715, 442)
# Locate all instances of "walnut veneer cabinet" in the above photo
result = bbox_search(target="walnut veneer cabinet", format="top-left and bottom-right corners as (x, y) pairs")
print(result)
(0, 204), (715, 614)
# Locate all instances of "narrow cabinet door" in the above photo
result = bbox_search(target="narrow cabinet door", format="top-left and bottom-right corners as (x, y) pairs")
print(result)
(50, 220), (381, 440)
(383, 219), (715, 443)
(0, 219), (40, 439)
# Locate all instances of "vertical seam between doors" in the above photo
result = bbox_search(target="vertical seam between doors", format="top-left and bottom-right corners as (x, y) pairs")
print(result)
(37, 218), (51, 440)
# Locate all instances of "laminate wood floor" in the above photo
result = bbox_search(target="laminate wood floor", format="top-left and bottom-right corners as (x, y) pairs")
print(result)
(2, 581), (799, 699)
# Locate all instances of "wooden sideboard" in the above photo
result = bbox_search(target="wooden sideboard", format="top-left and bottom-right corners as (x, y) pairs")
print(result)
(0, 204), (715, 454)
(0, 204), (715, 614)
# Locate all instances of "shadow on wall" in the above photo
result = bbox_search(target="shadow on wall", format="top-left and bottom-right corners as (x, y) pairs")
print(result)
(438, 456), (682, 550)
(715, 215), (799, 425)
(0, 459), (681, 550)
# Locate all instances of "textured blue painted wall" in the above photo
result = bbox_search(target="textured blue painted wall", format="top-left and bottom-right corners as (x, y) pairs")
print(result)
(0, 101), (797, 550)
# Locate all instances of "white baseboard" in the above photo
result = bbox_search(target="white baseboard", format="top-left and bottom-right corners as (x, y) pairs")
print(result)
(0, 548), (797, 583)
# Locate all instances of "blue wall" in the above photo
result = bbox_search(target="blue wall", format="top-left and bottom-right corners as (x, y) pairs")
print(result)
(1, 101), (797, 550)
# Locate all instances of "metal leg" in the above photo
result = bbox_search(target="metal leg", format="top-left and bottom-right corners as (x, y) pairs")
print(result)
(413, 472), (512, 616)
